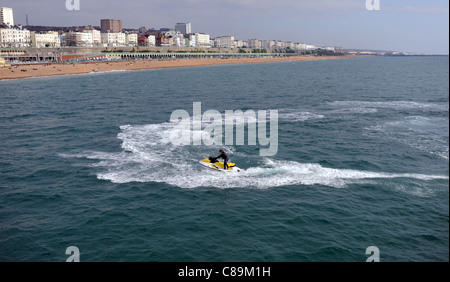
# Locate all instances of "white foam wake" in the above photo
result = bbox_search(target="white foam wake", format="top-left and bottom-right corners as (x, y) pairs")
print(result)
(329, 101), (449, 112)
(60, 121), (449, 191)
(366, 116), (449, 160)
(278, 111), (325, 122)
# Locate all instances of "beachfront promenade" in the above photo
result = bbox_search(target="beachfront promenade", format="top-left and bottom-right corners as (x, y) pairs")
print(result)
(0, 46), (286, 64)
(0, 54), (355, 81)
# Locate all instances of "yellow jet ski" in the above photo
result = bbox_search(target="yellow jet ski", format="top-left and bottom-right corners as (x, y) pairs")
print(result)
(198, 156), (241, 172)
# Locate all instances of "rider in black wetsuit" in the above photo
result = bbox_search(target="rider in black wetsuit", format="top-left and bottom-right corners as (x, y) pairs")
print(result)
(217, 150), (229, 170)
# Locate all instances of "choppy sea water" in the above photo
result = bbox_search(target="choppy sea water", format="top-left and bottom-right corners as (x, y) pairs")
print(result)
(0, 57), (448, 261)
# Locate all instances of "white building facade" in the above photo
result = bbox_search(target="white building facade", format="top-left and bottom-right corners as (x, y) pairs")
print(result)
(188, 34), (196, 47)
(101, 32), (126, 47)
(262, 40), (275, 50)
(247, 39), (262, 49)
(214, 36), (235, 48)
(0, 25), (31, 47)
(0, 7), (14, 26)
(234, 40), (244, 48)
(195, 33), (210, 48)
(126, 33), (138, 46)
(147, 35), (156, 46)
(64, 31), (93, 47)
(82, 29), (101, 46)
(31, 31), (61, 47)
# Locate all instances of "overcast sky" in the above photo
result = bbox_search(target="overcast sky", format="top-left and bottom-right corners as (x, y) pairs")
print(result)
(1, 0), (448, 53)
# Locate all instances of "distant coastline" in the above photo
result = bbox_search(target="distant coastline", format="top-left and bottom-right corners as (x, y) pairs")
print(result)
(0, 55), (359, 81)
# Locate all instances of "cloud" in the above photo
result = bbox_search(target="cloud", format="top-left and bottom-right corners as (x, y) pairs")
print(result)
(148, 0), (365, 22)
(228, 0), (362, 10)
(1, 0), (448, 53)
(381, 0), (449, 14)
(403, 5), (449, 14)
(180, 0), (363, 17)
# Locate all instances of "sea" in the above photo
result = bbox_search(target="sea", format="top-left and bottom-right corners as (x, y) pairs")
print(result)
(0, 57), (448, 262)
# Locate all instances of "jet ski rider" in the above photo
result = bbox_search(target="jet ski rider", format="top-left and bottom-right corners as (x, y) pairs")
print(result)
(217, 150), (229, 170)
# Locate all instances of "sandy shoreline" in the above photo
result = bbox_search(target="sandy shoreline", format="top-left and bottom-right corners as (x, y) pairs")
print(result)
(0, 55), (356, 81)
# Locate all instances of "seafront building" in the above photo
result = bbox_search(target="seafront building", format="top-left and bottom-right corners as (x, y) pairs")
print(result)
(213, 36), (235, 48)
(84, 28), (102, 46)
(100, 32), (126, 47)
(0, 7), (14, 26)
(247, 39), (262, 49)
(0, 7), (324, 51)
(138, 34), (156, 47)
(172, 32), (185, 47)
(138, 26), (147, 35)
(262, 40), (275, 50)
(64, 31), (93, 47)
(235, 40), (244, 48)
(0, 24), (31, 47)
(161, 29), (185, 47)
(101, 19), (123, 33)
(31, 31), (60, 47)
(126, 33), (138, 46)
(60, 29), (138, 47)
(175, 22), (191, 35)
(285, 41), (294, 50)
(0, 6), (334, 66)
(194, 33), (211, 48)
(188, 34), (196, 47)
